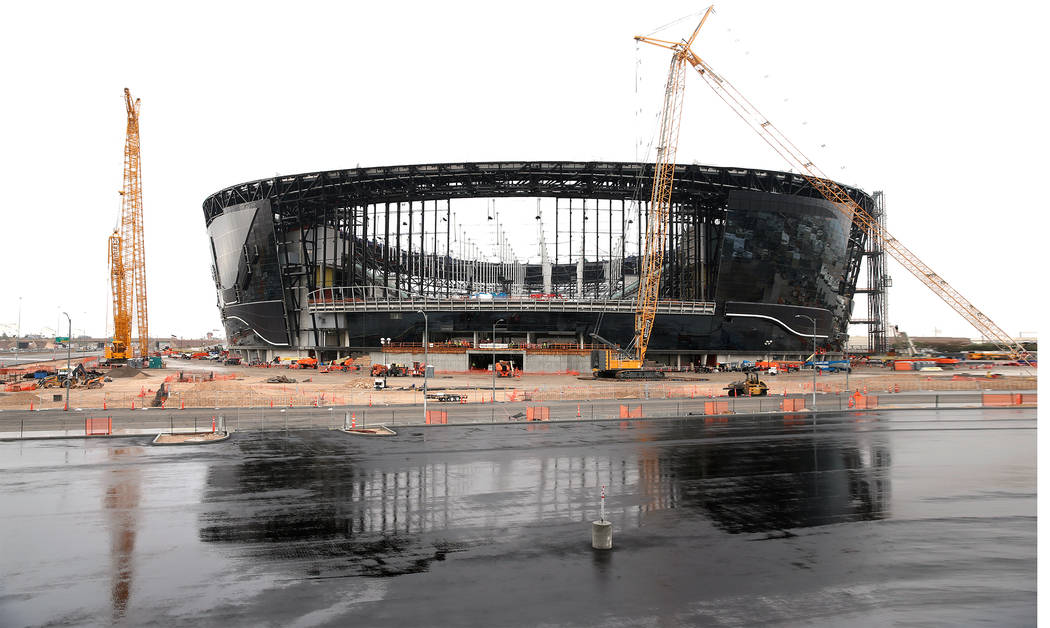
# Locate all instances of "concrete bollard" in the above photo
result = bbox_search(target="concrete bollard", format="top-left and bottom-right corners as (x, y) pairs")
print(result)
(591, 520), (613, 549)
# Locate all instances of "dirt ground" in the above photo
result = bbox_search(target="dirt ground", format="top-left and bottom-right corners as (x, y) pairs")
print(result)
(0, 357), (1036, 411)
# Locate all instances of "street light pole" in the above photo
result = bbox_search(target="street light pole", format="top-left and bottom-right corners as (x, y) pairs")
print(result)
(62, 311), (71, 411)
(795, 314), (817, 414)
(417, 311), (428, 423)
(492, 318), (504, 404)
(15, 296), (21, 362)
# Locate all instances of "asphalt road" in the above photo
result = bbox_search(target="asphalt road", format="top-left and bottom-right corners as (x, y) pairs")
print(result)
(0, 390), (1028, 438)
(0, 407), (1035, 626)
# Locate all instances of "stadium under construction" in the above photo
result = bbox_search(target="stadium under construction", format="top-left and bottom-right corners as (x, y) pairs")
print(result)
(202, 160), (886, 371)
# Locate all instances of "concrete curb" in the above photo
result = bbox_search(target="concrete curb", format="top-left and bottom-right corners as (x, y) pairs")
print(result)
(151, 431), (232, 446)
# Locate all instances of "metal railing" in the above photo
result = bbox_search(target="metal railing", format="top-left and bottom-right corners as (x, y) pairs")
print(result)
(306, 286), (716, 315)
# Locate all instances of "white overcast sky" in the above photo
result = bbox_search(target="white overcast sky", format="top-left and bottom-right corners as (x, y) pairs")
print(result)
(1, 0), (1045, 341)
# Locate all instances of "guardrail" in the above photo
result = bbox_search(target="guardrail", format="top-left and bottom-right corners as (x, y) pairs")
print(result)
(306, 287), (716, 315)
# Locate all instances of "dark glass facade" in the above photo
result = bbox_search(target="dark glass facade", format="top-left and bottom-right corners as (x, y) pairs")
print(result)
(207, 199), (289, 347)
(716, 190), (851, 318)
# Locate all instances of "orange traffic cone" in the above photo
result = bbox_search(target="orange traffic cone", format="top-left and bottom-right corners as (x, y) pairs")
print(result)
(30, 401), (34, 411)
(211, 416), (216, 433)
(103, 400), (107, 410)
(351, 412), (356, 429)
(577, 404), (581, 418)
(180, 400), (185, 410)
(131, 401), (135, 410)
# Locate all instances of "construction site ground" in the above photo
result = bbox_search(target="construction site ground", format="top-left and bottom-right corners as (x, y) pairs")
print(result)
(0, 356), (1036, 411)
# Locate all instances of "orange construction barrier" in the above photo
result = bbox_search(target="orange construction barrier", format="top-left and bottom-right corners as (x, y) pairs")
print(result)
(619, 405), (643, 418)
(704, 401), (730, 415)
(853, 394), (878, 409)
(526, 406), (550, 421)
(425, 410), (448, 425)
(85, 417), (112, 436)
(982, 393), (1014, 407)
(982, 393), (1035, 407)
(779, 398), (804, 412)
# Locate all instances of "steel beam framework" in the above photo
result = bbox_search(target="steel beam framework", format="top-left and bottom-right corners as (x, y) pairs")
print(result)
(203, 161), (873, 354)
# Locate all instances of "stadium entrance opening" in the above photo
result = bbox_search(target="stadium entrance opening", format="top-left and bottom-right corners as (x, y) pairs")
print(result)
(469, 352), (524, 371)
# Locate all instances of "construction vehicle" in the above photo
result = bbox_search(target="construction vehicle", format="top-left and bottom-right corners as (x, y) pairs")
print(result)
(106, 88), (149, 363)
(635, 9), (1033, 370)
(373, 377), (387, 390)
(427, 392), (464, 402)
(493, 360), (516, 378)
(724, 372), (769, 397)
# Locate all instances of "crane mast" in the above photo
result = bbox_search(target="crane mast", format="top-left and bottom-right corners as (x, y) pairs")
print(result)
(591, 8), (713, 379)
(636, 9), (1032, 366)
(106, 88), (148, 362)
(633, 50), (688, 364)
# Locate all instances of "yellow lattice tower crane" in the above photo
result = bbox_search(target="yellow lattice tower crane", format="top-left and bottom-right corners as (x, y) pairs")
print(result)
(592, 8), (713, 379)
(106, 88), (149, 362)
(636, 8), (1033, 369)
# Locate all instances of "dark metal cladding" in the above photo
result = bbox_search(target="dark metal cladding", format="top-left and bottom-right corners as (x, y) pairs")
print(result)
(201, 161), (873, 362)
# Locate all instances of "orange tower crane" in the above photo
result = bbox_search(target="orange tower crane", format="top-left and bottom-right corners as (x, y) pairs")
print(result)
(635, 8), (1032, 367)
(106, 88), (149, 362)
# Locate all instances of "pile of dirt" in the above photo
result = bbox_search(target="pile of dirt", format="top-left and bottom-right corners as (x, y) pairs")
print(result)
(106, 367), (141, 378)
(266, 375), (296, 384)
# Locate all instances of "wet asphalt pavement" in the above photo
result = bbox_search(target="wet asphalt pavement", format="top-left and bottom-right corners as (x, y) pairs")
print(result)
(0, 408), (1035, 627)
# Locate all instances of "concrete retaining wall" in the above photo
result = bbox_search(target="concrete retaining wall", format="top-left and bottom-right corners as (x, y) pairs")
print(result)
(369, 352), (467, 372)
(525, 353), (589, 373)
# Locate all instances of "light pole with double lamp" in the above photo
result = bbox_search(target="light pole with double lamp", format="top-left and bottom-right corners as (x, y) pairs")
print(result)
(62, 311), (71, 411)
(492, 318), (504, 403)
(417, 311), (428, 423)
(795, 314), (817, 414)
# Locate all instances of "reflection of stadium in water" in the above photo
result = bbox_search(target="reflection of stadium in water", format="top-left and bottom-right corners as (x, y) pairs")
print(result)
(202, 162), (874, 366)
(198, 422), (890, 564)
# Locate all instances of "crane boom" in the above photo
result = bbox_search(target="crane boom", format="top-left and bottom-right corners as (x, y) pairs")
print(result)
(107, 88), (149, 362)
(636, 10), (1032, 365)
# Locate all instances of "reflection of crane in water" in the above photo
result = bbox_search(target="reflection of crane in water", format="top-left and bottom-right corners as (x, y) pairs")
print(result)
(104, 446), (142, 621)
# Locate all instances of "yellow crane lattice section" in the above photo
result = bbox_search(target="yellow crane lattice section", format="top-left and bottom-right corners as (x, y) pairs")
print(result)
(636, 9), (1031, 365)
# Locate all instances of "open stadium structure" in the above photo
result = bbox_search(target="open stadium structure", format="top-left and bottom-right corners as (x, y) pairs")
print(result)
(202, 161), (876, 371)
